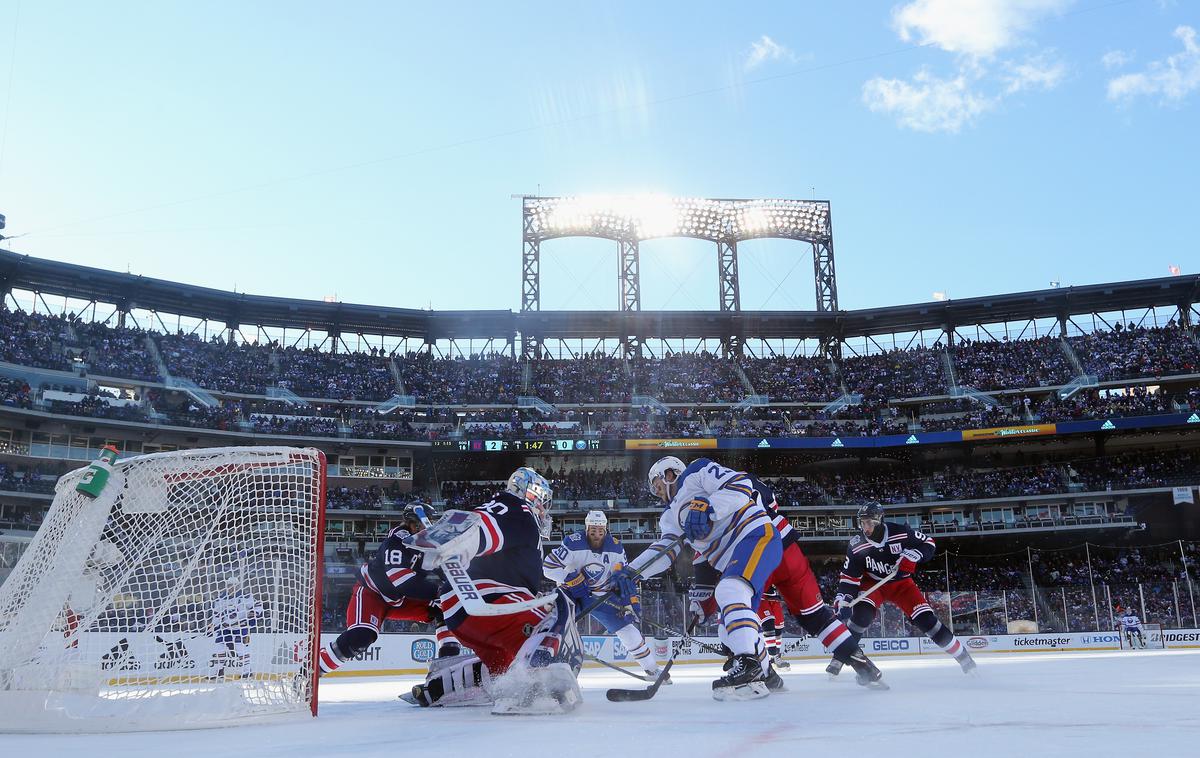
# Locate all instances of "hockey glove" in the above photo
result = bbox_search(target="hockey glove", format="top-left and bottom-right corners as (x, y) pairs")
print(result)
(895, 549), (922, 579)
(682, 497), (714, 541)
(610, 565), (639, 605)
(561, 571), (592, 603)
(833, 593), (853, 622)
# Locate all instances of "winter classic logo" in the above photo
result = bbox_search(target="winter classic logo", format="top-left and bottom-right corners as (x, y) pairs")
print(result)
(411, 638), (436, 662)
(966, 637), (989, 649)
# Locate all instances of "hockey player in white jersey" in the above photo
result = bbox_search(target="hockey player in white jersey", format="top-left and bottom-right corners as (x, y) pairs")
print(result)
(209, 579), (263, 678)
(543, 510), (663, 679)
(1118, 610), (1147, 649)
(613, 457), (783, 701)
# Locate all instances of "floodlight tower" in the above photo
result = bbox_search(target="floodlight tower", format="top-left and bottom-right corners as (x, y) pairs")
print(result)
(520, 195), (838, 359)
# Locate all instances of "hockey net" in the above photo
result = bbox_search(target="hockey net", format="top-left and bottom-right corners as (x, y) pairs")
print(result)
(1120, 622), (1165, 649)
(0, 446), (326, 732)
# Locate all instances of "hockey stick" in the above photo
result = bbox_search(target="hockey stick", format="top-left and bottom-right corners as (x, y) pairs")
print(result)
(847, 563), (900, 608)
(577, 534), (685, 621)
(606, 616), (697, 702)
(639, 617), (725, 656)
(585, 653), (654, 681)
(413, 505), (558, 617)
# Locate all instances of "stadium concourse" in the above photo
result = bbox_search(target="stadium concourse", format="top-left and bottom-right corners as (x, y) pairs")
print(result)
(5, 651), (1198, 757)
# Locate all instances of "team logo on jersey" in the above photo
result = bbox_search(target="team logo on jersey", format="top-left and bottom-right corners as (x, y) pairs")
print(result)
(411, 639), (436, 662)
(889, 543), (902, 554)
(583, 562), (607, 586)
(523, 623), (535, 637)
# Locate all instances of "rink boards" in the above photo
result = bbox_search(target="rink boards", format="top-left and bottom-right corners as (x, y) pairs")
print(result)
(318, 627), (1200, 677)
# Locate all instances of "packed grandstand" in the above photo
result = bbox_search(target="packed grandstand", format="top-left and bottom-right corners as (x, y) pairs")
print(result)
(1, 250), (1198, 644)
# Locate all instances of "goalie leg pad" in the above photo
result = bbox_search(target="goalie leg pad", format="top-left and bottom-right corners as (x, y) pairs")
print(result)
(418, 653), (493, 707)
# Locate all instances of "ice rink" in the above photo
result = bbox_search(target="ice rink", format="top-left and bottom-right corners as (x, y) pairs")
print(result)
(9, 649), (1200, 757)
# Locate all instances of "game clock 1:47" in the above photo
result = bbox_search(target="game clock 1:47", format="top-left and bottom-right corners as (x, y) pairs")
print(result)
(511, 440), (547, 451)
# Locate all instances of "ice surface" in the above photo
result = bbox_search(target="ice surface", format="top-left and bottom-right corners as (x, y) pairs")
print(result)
(8, 649), (1200, 757)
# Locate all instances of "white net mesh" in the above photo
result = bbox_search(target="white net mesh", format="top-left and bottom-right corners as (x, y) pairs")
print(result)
(0, 446), (325, 732)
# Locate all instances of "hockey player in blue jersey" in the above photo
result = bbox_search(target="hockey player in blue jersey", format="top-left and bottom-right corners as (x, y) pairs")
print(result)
(543, 510), (663, 679)
(614, 456), (783, 701)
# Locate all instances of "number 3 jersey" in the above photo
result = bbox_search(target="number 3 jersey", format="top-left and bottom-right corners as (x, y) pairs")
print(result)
(542, 531), (627, 593)
(837, 521), (936, 598)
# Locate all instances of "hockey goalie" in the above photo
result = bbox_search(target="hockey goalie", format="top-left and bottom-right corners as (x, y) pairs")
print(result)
(402, 467), (584, 715)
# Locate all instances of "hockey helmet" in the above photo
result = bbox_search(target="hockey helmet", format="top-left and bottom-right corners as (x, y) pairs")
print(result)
(647, 456), (686, 502)
(507, 467), (554, 537)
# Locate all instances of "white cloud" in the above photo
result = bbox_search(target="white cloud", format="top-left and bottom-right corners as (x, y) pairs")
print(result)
(1002, 53), (1067, 94)
(862, 68), (996, 133)
(1107, 25), (1200, 104)
(744, 35), (796, 71)
(893, 0), (1072, 58)
(1101, 50), (1133, 69)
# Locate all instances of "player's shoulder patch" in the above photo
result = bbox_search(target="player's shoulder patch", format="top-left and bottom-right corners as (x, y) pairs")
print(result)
(849, 535), (863, 547)
(564, 532), (585, 546)
(610, 535), (621, 546)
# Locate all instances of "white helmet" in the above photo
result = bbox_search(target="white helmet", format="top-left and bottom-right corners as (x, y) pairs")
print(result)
(584, 510), (608, 528)
(647, 456), (686, 502)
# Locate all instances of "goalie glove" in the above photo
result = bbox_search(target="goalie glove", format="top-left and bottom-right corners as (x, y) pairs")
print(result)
(404, 510), (483, 571)
(895, 549), (922, 579)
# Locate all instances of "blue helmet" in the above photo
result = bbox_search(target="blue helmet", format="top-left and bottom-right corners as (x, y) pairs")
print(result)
(506, 467), (553, 537)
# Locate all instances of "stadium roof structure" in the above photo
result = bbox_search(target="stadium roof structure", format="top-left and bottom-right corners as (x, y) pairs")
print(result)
(2, 248), (1197, 349)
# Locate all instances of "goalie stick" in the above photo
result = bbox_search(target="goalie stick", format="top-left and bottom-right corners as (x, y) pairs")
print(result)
(413, 505), (559, 617)
(606, 617), (697, 702)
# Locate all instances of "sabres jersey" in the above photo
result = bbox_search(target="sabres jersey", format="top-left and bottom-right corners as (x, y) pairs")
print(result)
(837, 521), (936, 598)
(1119, 613), (1143, 630)
(542, 531), (626, 594)
(438, 491), (546, 629)
(633, 458), (773, 576)
(361, 526), (442, 604)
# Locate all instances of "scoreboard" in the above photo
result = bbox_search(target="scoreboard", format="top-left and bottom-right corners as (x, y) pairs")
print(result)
(431, 438), (621, 453)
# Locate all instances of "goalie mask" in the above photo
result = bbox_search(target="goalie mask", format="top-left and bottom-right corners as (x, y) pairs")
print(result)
(647, 456), (686, 503)
(507, 467), (553, 538)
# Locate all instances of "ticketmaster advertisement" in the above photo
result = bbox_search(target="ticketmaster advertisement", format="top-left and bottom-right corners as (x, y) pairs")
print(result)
(315, 628), (1200, 677)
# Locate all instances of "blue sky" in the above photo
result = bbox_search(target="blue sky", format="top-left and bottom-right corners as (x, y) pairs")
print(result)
(0, 0), (1196, 315)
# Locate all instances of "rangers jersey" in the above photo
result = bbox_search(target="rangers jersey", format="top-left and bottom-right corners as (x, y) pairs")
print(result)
(542, 530), (626, 593)
(361, 526), (442, 604)
(837, 521), (936, 598)
(438, 491), (545, 629)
